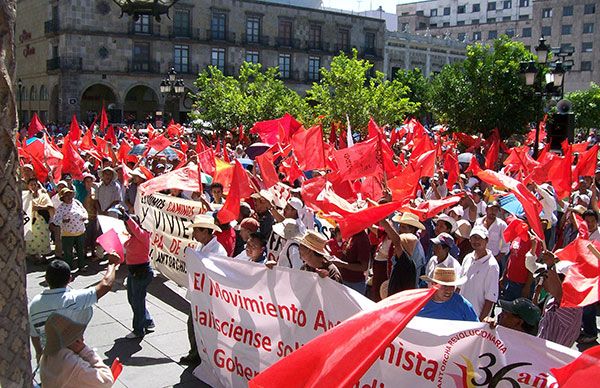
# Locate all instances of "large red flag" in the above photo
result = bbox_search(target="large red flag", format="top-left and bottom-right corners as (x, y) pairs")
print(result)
(105, 125), (117, 145)
(503, 217), (530, 243)
(27, 112), (45, 138)
(465, 156), (482, 175)
(485, 137), (500, 170)
(80, 128), (94, 150)
(146, 134), (172, 154)
(217, 161), (252, 224)
(139, 163), (202, 196)
(555, 238), (600, 308)
(332, 201), (401, 240)
(250, 113), (302, 145)
(197, 148), (216, 176)
(99, 104), (109, 131)
(328, 123), (337, 146)
(415, 194), (464, 220)
(409, 149), (436, 178)
(256, 152), (280, 188)
(249, 288), (436, 388)
(573, 144), (599, 179)
(443, 152), (459, 189)
(96, 229), (124, 263)
(291, 125), (326, 171)
(333, 137), (382, 182)
(61, 136), (85, 180)
(22, 150), (50, 183)
(68, 114), (81, 142)
(550, 345), (600, 388)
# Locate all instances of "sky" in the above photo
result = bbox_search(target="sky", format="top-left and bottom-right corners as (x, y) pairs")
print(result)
(323, 0), (424, 13)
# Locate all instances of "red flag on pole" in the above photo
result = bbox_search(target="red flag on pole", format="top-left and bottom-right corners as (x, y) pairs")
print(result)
(256, 152), (280, 188)
(249, 288), (436, 388)
(333, 137), (383, 181)
(61, 136), (85, 180)
(573, 144), (599, 179)
(291, 125), (326, 171)
(332, 201), (401, 240)
(105, 125), (117, 145)
(68, 114), (81, 142)
(550, 345), (600, 388)
(27, 112), (45, 138)
(217, 161), (252, 224)
(443, 152), (459, 189)
(99, 104), (109, 131)
(555, 238), (600, 308)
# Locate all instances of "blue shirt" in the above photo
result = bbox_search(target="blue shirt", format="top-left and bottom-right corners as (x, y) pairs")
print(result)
(417, 292), (479, 322)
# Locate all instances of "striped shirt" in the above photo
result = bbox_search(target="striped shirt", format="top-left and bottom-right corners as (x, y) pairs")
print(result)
(538, 297), (583, 347)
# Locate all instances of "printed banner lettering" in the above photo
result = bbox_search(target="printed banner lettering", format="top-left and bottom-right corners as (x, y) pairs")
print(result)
(22, 191), (33, 240)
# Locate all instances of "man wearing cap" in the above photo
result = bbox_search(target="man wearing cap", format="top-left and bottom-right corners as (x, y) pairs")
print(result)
(425, 233), (462, 278)
(52, 188), (89, 271)
(96, 167), (123, 216)
(234, 217), (259, 256)
(474, 201), (509, 266)
(453, 219), (473, 262)
(417, 268), (478, 322)
(296, 230), (342, 283)
(485, 298), (541, 336)
(251, 191), (275, 241)
(124, 168), (147, 212)
(181, 214), (226, 366)
(459, 225), (500, 321)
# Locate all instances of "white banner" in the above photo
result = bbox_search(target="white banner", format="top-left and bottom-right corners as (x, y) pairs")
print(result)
(185, 250), (579, 388)
(135, 193), (207, 287)
(22, 191), (33, 240)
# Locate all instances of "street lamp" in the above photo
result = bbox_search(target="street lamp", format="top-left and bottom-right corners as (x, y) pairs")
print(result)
(535, 36), (549, 64)
(112, 0), (179, 22)
(160, 67), (186, 122)
(17, 78), (23, 125)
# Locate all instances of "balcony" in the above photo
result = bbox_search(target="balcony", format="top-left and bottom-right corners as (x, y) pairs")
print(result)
(168, 63), (200, 75)
(128, 25), (160, 37)
(307, 41), (330, 52)
(275, 37), (301, 49)
(304, 71), (321, 83)
(278, 70), (301, 81)
(333, 44), (353, 54)
(362, 46), (383, 58)
(46, 56), (82, 71)
(206, 30), (236, 43)
(44, 19), (60, 35)
(205, 64), (236, 76)
(127, 60), (161, 73)
(242, 33), (270, 46)
(168, 27), (200, 40)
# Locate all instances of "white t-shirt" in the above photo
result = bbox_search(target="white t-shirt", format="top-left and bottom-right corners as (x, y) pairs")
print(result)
(459, 250), (500, 317)
(277, 240), (303, 269)
(475, 217), (509, 257)
(425, 254), (462, 278)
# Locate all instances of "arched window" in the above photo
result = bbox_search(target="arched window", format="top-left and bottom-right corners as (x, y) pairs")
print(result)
(30, 86), (37, 101)
(39, 85), (48, 101)
(22, 87), (28, 101)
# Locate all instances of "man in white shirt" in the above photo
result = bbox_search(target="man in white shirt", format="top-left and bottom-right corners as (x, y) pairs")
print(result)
(460, 225), (500, 321)
(181, 214), (225, 366)
(475, 201), (509, 264)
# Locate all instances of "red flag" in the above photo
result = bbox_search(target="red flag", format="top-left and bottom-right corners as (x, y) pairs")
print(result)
(80, 128), (94, 150)
(197, 148), (216, 176)
(111, 358), (124, 380)
(256, 152), (280, 188)
(443, 152), (459, 189)
(410, 132), (435, 161)
(117, 141), (132, 164)
(146, 134), (172, 154)
(105, 125), (117, 145)
(250, 113), (302, 145)
(195, 135), (206, 154)
(291, 125), (326, 171)
(410, 149), (436, 178)
(465, 156), (482, 175)
(328, 123), (337, 146)
(147, 123), (156, 139)
(249, 288), (436, 388)
(68, 115), (81, 142)
(166, 121), (182, 138)
(332, 201), (401, 240)
(99, 104), (109, 131)
(485, 137), (500, 170)
(217, 161), (250, 224)
(27, 112), (45, 138)
(387, 165), (421, 202)
(138, 165), (154, 180)
(96, 229), (124, 263)
(61, 136), (85, 180)
(573, 144), (599, 179)
(338, 127), (347, 149)
(550, 345), (600, 387)
(357, 176), (384, 202)
(139, 163), (202, 196)
(23, 150), (50, 183)
(503, 217), (530, 243)
(333, 137), (382, 181)
(555, 238), (600, 308)
(415, 194), (464, 220)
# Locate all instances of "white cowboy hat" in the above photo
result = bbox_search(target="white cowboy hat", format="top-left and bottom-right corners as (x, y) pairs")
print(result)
(420, 267), (467, 287)
(189, 214), (222, 233)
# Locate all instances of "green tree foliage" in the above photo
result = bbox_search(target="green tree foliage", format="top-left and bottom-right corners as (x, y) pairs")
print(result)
(429, 36), (538, 138)
(566, 83), (600, 130)
(306, 50), (417, 132)
(393, 68), (431, 117)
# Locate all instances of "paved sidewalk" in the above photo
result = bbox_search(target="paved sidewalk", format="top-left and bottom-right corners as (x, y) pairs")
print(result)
(26, 259), (211, 388)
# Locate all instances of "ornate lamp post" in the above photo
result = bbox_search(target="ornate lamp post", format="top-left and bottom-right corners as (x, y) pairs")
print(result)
(160, 67), (186, 122)
(111, 0), (179, 21)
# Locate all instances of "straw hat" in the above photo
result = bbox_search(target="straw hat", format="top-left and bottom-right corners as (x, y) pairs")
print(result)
(58, 187), (74, 198)
(44, 313), (88, 356)
(454, 219), (472, 239)
(392, 212), (425, 230)
(420, 267), (466, 287)
(273, 219), (301, 240)
(294, 230), (330, 257)
(189, 214), (222, 232)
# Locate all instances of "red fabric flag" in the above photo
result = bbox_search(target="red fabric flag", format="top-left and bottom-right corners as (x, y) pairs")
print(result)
(387, 165), (421, 202)
(503, 146), (539, 175)
(338, 127), (347, 149)
(443, 152), (459, 190)
(139, 163), (202, 196)
(291, 125), (326, 171)
(410, 149), (436, 178)
(332, 201), (401, 240)
(555, 238), (600, 308)
(357, 176), (384, 202)
(166, 122), (182, 138)
(80, 128), (94, 150)
(545, 149), (573, 200)
(197, 148), (216, 176)
(146, 134), (172, 154)
(465, 156), (482, 175)
(111, 358), (124, 380)
(94, 137), (109, 158)
(147, 123), (156, 139)
(217, 161), (250, 224)
(333, 137), (382, 182)
(99, 104), (109, 131)
(410, 132), (435, 161)
(27, 112), (45, 138)
(23, 150), (50, 183)
(573, 144), (599, 179)
(550, 345), (600, 388)
(415, 194), (464, 220)
(485, 137), (500, 170)
(250, 113), (302, 145)
(256, 152), (280, 188)
(222, 143), (231, 163)
(96, 229), (124, 263)
(575, 214), (590, 240)
(195, 135), (207, 154)
(328, 123), (337, 146)
(68, 115), (81, 142)
(572, 141), (590, 153)
(61, 136), (85, 180)
(249, 287), (436, 388)
(179, 140), (189, 154)
(453, 132), (480, 149)
(503, 217), (530, 243)
(105, 125), (117, 145)
(367, 117), (382, 139)
(138, 165), (154, 180)
(117, 141), (132, 164)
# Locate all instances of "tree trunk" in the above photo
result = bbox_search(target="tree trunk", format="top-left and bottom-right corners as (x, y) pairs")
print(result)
(0, 1), (33, 387)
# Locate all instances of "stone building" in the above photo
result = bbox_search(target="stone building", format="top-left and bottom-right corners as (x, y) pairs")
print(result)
(15, 0), (384, 124)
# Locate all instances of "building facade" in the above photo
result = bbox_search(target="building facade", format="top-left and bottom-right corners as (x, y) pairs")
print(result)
(15, 0), (384, 124)
(396, 0), (599, 92)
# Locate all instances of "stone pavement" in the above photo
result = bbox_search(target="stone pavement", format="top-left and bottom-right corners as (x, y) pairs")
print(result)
(26, 259), (211, 388)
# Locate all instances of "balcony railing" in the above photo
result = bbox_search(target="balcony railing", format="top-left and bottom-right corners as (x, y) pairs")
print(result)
(275, 37), (301, 49)
(168, 26), (200, 39)
(168, 63), (200, 75)
(362, 46), (383, 57)
(46, 56), (82, 71)
(242, 33), (270, 46)
(333, 44), (353, 54)
(206, 29), (236, 43)
(307, 41), (330, 52)
(128, 25), (160, 36)
(205, 64), (236, 76)
(304, 71), (321, 83)
(44, 19), (60, 34)
(127, 60), (161, 73)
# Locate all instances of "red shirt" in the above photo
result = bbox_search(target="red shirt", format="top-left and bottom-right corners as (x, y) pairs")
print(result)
(326, 239), (343, 259)
(124, 219), (150, 265)
(215, 228), (236, 257)
(505, 238), (533, 284)
(340, 231), (371, 283)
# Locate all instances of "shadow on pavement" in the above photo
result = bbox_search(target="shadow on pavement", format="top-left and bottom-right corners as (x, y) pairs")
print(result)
(103, 338), (172, 367)
(147, 275), (190, 315)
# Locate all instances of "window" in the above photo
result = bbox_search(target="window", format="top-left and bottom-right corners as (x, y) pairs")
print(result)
(582, 42), (593, 52)
(563, 6), (573, 16)
(519, 0), (529, 7)
(503, 1), (511, 9)
(211, 48), (225, 71)
(488, 30), (498, 39)
(308, 56), (320, 81)
(418, 22), (427, 30)
(505, 28), (515, 37)
(458, 32), (466, 41)
(278, 20), (292, 45)
(134, 14), (151, 34)
(519, 14), (529, 20)
(400, 22), (409, 32)
(430, 9), (438, 16)
(472, 19), (480, 24)
(443, 21), (450, 26)
(487, 2), (496, 11)
(173, 9), (190, 37)
(246, 16), (260, 43)
(245, 50), (259, 64)
(416, 10), (424, 16)
(522, 27), (532, 37)
(542, 8), (552, 18)
(458, 5), (466, 14)
(560, 43), (573, 51)
(39, 85), (48, 101)
(443, 7), (451, 15)
(173, 44), (189, 73)
(581, 61), (592, 71)
(583, 23), (594, 33)
(473, 31), (482, 40)
(457, 20), (465, 25)
(541, 26), (551, 36)
(487, 17), (496, 23)
(430, 23), (438, 28)
(562, 24), (572, 35)
(365, 32), (375, 49)
(309, 25), (322, 49)
(473, 4), (480, 12)
(338, 29), (350, 51)
(132, 43), (150, 70)
(211, 12), (226, 40)
(30, 86), (37, 102)
(584, 4), (596, 14)
(278, 54), (291, 78)
(503, 16), (511, 21)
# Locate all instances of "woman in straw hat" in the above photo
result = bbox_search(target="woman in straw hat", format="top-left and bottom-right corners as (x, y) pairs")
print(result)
(416, 267), (478, 322)
(295, 230), (343, 283)
(40, 313), (114, 387)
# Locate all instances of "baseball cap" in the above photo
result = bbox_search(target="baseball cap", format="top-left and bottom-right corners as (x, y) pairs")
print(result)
(239, 218), (259, 233)
(498, 298), (541, 326)
(430, 232), (455, 248)
(470, 225), (489, 239)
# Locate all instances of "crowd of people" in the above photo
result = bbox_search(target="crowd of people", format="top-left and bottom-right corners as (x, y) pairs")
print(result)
(20, 114), (600, 387)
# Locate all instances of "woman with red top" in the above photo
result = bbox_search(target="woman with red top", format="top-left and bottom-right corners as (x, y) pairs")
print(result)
(118, 207), (154, 339)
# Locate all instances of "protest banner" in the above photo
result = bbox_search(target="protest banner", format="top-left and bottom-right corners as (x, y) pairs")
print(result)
(135, 192), (206, 287)
(185, 250), (579, 388)
(22, 191), (33, 240)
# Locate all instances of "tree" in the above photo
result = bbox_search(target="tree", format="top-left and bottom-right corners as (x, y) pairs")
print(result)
(0, 1), (33, 387)
(429, 36), (538, 139)
(189, 62), (308, 133)
(306, 49), (417, 132)
(393, 68), (431, 118)
(566, 83), (600, 130)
